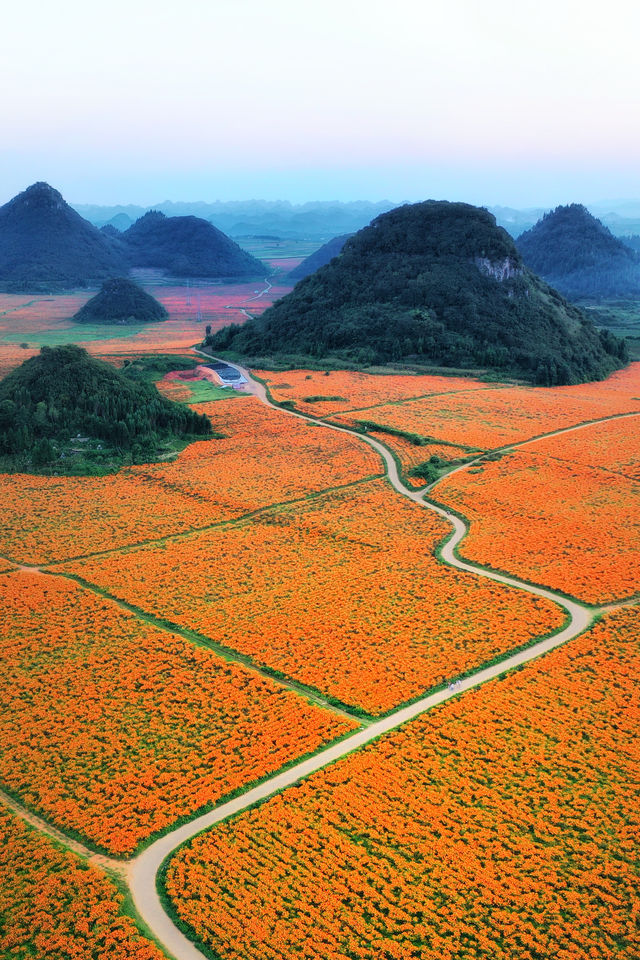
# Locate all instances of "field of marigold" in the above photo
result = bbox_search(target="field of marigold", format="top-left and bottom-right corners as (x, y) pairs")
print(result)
(0, 571), (355, 855)
(0, 808), (163, 959)
(0, 397), (381, 565)
(256, 368), (490, 416)
(130, 397), (382, 515)
(59, 479), (565, 714)
(333, 373), (640, 453)
(528, 413), (640, 479)
(434, 444), (640, 603)
(165, 605), (640, 960)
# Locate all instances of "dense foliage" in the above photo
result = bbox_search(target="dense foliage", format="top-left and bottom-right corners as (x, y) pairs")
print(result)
(517, 204), (640, 298)
(121, 211), (264, 277)
(0, 345), (212, 472)
(210, 201), (627, 385)
(288, 233), (352, 279)
(0, 182), (128, 286)
(72, 277), (168, 325)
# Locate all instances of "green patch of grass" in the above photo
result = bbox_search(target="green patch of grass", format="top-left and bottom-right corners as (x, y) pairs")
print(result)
(182, 380), (240, 403)
(0, 324), (150, 346)
(303, 395), (347, 403)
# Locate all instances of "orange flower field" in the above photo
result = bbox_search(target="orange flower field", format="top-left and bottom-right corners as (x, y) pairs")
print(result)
(333, 374), (640, 453)
(129, 397), (382, 516)
(528, 413), (640, 479)
(165, 605), (640, 960)
(434, 445), (640, 603)
(256, 368), (490, 416)
(58, 479), (565, 714)
(0, 397), (381, 565)
(0, 571), (355, 854)
(0, 808), (163, 959)
(356, 431), (477, 487)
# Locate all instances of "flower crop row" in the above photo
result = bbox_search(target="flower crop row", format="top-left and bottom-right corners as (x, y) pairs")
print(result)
(130, 397), (382, 513)
(0, 807), (163, 959)
(165, 605), (640, 960)
(0, 571), (355, 854)
(59, 479), (564, 714)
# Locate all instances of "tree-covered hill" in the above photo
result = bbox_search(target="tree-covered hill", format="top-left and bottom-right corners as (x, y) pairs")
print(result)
(0, 346), (212, 474)
(121, 211), (264, 278)
(72, 277), (168, 325)
(0, 182), (129, 288)
(516, 204), (640, 298)
(288, 234), (352, 280)
(208, 201), (627, 385)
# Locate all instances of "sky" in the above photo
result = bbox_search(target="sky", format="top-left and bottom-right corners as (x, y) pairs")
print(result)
(1, 0), (639, 207)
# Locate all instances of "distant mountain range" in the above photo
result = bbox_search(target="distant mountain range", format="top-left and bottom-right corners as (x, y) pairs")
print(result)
(74, 200), (399, 240)
(209, 200), (627, 385)
(70, 198), (640, 241)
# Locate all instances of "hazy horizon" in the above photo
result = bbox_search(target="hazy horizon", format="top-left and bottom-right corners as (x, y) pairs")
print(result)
(2, 0), (638, 208)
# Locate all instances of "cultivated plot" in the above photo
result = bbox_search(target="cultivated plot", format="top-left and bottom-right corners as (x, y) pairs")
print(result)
(165, 605), (640, 960)
(0, 398), (381, 565)
(0, 571), (355, 854)
(59, 479), (565, 714)
(434, 444), (640, 603)
(0, 807), (163, 959)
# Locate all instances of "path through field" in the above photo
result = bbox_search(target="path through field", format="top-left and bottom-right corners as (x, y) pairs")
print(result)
(2, 356), (638, 960)
(126, 359), (632, 960)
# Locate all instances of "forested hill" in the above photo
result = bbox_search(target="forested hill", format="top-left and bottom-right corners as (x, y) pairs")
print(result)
(121, 211), (264, 278)
(209, 201), (627, 385)
(0, 346), (212, 473)
(288, 234), (352, 280)
(0, 182), (129, 287)
(73, 277), (168, 325)
(516, 204), (640, 298)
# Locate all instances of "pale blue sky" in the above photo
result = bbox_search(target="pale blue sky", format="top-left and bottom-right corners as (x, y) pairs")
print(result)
(1, 0), (638, 206)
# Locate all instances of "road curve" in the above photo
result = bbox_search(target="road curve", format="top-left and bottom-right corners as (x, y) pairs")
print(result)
(129, 358), (596, 960)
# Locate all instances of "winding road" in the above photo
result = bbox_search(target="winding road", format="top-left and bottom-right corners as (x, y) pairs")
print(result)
(2, 356), (637, 960)
(126, 358), (625, 960)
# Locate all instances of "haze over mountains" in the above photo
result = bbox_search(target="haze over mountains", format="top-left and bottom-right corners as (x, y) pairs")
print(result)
(210, 201), (627, 385)
(71, 198), (640, 241)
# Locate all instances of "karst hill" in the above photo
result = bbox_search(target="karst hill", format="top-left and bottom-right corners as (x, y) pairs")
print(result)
(209, 201), (627, 385)
(0, 345), (212, 473)
(121, 211), (264, 278)
(288, 234), (352, 280)
(72, 277), (168, 325)
(516, 204), (640, 299)
(0, 182), (129, 287)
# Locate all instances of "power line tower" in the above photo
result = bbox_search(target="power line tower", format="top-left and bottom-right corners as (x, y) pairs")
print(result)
(196, 292), (202, 323)
(186, 279), (192, 307)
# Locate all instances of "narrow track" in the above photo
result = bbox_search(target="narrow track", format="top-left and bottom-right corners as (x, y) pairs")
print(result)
(3, 357), (636, 960)
(128, 359), (610, 960)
